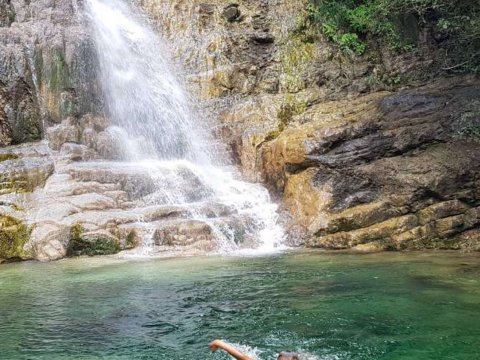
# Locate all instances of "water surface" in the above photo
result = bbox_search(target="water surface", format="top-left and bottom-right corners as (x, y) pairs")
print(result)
(1, 251), (479, 359)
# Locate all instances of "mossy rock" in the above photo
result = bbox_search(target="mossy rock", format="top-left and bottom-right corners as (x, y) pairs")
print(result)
(279, 38), (316, 92)
(277, 95), (307, 127)
(125, 230), (138, 249)
(401, 235), (469, 251)
(0, 215), (31, 261)
(0, 175), (30, 195)
(0, 154), (19, 162)
(67, 225), (121, 257)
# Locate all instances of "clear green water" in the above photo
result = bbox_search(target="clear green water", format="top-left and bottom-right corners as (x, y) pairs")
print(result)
(1, 251), (479, 360)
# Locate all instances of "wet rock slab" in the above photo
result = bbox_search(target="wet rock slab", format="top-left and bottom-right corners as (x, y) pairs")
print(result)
(0, 142), (54, 195)
(0, 145), (257, 261)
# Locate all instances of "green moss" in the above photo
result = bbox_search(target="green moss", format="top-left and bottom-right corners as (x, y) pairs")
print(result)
(67, 224), (121, 257)
(280, 35), (316, 92)
(402, 236), (464, 251)
(278, 95), (307, 123)
(34, 48), (44, 85)
(0, 174), (30, 195)
(268, 95), (308, 141)
(0, 154), (19, 162)
(50, 51), (67, 92)
(70, 223), (83, 241)
(0, 215), (31, 260)
(262, 96), (309, 142)
(125, 230), (138, 249)
(264, 130), (282, 142)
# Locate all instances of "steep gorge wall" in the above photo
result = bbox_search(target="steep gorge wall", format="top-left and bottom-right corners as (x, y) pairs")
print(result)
(141, 0), (480, 251)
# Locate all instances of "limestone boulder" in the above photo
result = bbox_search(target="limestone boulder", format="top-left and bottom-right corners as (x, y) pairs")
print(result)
(30, 224), (70, 262)
(154, 220), (214, 249)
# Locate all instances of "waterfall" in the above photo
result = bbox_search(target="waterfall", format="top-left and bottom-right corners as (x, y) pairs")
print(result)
(86, 0), (208, 162)
(84, 0), (285, 254)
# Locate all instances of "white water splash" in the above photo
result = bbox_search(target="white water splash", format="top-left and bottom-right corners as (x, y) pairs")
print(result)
(86, 0), (209, 162)
(85, 0), (285, 255)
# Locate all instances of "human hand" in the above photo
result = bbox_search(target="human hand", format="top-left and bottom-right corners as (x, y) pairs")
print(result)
(209, 339), (223, 352)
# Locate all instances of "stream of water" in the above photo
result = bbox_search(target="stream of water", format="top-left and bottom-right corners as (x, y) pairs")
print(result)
(82, 0), (285, 254)
(1, 251), (479, 359)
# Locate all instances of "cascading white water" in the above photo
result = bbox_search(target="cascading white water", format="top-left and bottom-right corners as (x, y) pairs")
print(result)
(86, 0), (209, 162)
(85, 0), (285, 254)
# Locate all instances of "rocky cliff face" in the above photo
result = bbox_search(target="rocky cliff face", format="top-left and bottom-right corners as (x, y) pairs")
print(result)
(0, 0), (479, 262)
(139, 0), (480, 251)
(0, 0), (101, 146)
(0, 0), (106, 262)
(263, 77), (480, 251)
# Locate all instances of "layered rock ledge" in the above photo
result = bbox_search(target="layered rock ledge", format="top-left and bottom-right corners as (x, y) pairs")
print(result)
(243, 76), (480, 251)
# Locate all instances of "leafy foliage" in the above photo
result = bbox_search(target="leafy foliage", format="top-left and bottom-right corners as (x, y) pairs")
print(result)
(306, 0), (480, 71)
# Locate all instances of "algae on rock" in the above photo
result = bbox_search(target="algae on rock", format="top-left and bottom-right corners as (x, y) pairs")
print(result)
(0, 215), (32, 261)
(66, 224), (122, 257)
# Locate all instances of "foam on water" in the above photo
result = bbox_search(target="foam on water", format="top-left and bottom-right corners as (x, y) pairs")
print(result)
(84, 0), (286, 255)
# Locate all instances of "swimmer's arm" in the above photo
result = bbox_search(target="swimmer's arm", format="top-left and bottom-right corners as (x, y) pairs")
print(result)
(209, 339), (252, 360)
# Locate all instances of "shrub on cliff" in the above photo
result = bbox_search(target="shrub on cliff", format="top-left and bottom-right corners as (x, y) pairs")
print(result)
(307, 0), (480, 72)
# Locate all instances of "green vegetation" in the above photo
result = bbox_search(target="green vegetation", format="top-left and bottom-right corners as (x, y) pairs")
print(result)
(306, 0), (480, 71)
(125, 230), (138, 249)
(264, 95), (308, 141)
(279, 36), (316, 92)
(0, 215), (31, 260)
(277, 94), (307, 131)
(0, 153), (18, 162)
(50, 50), (67, 92)
(67, 224), (121, 257)
(0, 174), (29, 195)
